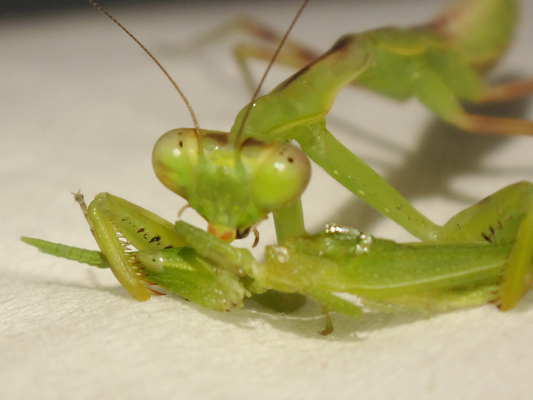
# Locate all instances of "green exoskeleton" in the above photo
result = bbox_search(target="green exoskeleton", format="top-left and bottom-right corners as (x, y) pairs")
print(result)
(154, 0), (533, 243)
(22, 0), (533, 332)
(21, 180), (533, 333)
(229, 0), (533, 136)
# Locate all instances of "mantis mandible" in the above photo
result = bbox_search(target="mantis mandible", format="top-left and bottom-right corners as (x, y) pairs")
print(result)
(21, 0), (533, 333)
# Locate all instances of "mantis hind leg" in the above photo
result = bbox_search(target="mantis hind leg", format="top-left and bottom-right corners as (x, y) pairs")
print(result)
(412, 67), (533, 136)
(477, 78), (533, 103)
(454, 77), (533, 135)
(440, 182), (533, 310)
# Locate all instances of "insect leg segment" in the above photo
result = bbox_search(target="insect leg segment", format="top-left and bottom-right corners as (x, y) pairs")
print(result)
(231, 18), (320, 93)
(477, 79), (533, 103)
(136, 246), (249, 312)
(500, 203), (533, 310)
(440, 182), (533, 310)
(172, 221), (307, 312)
(413, 65), (533, 136)
(272, 199), (306, 243)
(294, 121), (441, 242)
(83, 193), (187, 301)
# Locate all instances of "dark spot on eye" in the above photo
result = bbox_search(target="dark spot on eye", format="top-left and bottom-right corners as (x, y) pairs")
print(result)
(149, 236), (161, 243)
(288, 157), (294, 163)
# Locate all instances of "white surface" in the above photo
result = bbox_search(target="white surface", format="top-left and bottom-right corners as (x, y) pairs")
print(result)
(2, 0), (533, 399)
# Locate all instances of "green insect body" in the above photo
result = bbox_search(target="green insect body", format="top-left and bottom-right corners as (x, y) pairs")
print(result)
(23, 183), (533, 328)
(21, 0), (533, 332)
(235, 0), (531, 133)
(177, 223), (509, 317)
(22, 180), (533, 330)
(153, 0), (533, 243)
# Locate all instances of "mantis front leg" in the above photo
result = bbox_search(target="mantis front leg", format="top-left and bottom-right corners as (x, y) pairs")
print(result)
(292, 121), (442, 242)
(74, 192), (248, 309)
(23, 192), (307, 313)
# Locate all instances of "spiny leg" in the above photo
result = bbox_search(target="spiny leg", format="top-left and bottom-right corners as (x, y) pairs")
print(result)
(23, 193), (250, 312)
(79, 192), (186, 301)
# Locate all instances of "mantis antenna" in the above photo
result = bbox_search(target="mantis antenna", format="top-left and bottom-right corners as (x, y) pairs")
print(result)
(234, 0), (310, 159)
(87, 0), (202, 140)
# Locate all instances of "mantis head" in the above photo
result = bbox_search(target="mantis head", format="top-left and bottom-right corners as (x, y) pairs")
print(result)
(152, 128), (311, 242)
(87, 0), (311, 242)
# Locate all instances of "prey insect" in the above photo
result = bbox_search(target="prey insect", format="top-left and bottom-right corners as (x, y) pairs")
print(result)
(22, 0), (533, 333)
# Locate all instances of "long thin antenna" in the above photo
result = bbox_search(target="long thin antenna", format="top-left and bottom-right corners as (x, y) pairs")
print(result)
(87, 0), (201, 138)
(234, 0), (310, 152)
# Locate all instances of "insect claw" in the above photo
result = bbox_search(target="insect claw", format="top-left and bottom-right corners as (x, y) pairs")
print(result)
(252, 227), (260, 248)
(177, 203), (190, 218)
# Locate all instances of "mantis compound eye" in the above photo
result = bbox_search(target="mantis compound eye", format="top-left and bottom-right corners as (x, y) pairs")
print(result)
(248, 141), (311, 214)
(152, 128), (199, 200)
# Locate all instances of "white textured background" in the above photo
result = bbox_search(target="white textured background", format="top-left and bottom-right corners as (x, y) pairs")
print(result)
(2, 0), (533, 399)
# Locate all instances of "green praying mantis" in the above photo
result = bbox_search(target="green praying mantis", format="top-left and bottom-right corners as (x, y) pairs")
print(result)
(21, 0), (533, 334)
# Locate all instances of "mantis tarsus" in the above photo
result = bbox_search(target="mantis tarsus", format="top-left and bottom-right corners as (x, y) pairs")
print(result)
(22, 0), (533, 334)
